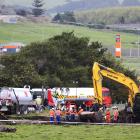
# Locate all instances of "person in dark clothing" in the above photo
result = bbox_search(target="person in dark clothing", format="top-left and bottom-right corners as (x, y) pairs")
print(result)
(70, 107), (76, 121)
(97, 107), (103, 123)
(81, 102), (86, 111)
(125, 103), (133, 123)
(91, 102), (100, 112)
(65, 108), (70, 121)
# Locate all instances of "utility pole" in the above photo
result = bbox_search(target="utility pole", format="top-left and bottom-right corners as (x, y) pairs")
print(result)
(73, 81), (78, 98)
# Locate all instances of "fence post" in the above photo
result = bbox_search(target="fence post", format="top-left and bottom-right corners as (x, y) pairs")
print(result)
(130, 48), (132, 57)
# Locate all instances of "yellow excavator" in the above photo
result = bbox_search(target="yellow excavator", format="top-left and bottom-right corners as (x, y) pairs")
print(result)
(92, 62), (140, 119)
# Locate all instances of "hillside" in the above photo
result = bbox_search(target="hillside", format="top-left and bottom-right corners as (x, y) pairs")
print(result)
(48, 0), (140, 13)
(0, 22), (138, 48)
(75, 7), (140, 24)
(48, 0), (118, 13)
(122, 0), (140, 6)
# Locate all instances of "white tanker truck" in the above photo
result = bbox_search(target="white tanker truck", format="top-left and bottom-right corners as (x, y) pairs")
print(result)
(0, 87), (36, 114)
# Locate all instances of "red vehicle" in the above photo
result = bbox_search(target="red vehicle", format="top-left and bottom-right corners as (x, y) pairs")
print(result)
(102, 87), (112, 107)
(66, 101), (77, 111)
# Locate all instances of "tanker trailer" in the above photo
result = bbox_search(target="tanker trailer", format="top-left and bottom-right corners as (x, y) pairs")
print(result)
(0, 87), (36, 114)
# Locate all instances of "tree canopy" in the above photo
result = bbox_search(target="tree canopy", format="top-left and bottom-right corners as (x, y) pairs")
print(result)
(0, 32), (138, 103)
(53, 12), (76, 23)
(32, 0), (44, 17)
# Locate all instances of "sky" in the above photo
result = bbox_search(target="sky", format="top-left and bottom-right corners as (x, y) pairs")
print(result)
(3, 0), (138, 9)
(3, 0), (76, 9)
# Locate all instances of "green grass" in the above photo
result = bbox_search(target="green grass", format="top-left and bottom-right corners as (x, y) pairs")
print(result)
(0, 22), (138, 48)
(0, 125), (140, 140)
(9, 109), (50, 120)
(122, 57), (140, 75)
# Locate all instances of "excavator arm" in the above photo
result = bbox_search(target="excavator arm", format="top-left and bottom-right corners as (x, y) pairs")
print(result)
(92, 62), (140, 107)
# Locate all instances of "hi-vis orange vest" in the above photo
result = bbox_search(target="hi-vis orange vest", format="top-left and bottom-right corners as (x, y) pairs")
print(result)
(78, 109), (84, 115)
(55, 110), (61, 116)
(49, 110), (55, 117)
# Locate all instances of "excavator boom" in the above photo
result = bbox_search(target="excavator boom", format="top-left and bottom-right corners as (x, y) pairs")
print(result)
(92, 62), (140, 107)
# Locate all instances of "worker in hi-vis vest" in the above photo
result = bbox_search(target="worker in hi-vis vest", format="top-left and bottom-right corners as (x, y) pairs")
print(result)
(49, 108), (55, 124)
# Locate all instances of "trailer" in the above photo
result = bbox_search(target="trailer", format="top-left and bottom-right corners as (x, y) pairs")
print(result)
(0, 87), (36, 114)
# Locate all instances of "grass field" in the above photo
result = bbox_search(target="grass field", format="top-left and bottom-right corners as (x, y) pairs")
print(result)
(0, 125), (140, 140)
(121, 57), (140, 76)
(0, 22), (138, 48)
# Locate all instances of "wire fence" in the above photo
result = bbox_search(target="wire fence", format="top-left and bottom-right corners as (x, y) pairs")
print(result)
(107, 47), (140, 57)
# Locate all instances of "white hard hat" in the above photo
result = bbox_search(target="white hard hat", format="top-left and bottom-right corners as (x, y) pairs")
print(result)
(106, 108), (110, 110)
(112, 106), (117, 109)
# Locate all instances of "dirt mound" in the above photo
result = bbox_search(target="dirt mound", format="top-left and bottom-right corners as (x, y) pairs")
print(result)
(0, 126), (16, 133)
